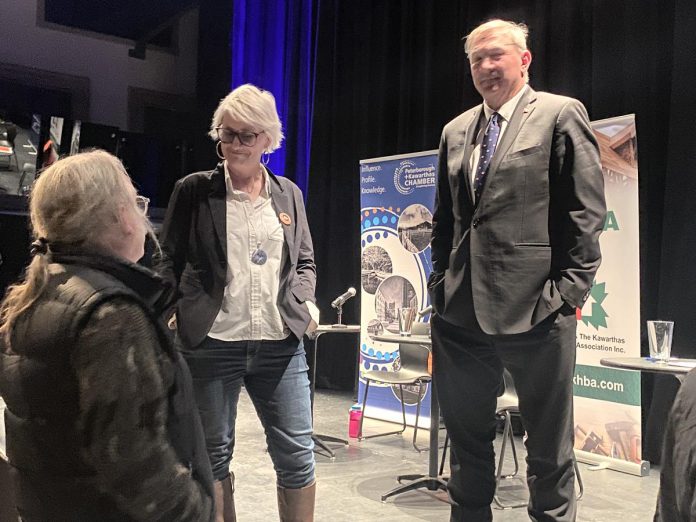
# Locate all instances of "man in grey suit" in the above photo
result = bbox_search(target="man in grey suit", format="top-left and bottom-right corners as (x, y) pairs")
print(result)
(429, 19), (606, 521)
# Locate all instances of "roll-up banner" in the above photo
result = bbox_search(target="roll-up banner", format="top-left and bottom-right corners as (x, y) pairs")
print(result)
(574, 114), (647, 476)
(358, 151), (437, 428)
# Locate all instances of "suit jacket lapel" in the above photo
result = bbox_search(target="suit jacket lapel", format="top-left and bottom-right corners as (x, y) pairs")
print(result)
(486, 87), (537, 182)
(461, 107), (483, 206)
(208, 163), (227, 260)
(267, 169), (296, 269)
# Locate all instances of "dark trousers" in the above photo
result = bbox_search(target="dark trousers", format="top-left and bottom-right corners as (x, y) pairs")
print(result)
(431, 310), (577, 522)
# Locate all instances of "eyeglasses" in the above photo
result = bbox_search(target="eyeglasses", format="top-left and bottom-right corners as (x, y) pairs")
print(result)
(215, 127), (263, 147)
(135, 195), (150, 214)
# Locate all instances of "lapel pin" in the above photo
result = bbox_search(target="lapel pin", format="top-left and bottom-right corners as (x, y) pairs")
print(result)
(279, 212), (292, 225)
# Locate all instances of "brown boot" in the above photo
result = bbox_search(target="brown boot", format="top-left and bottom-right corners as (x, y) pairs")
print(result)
(213, 473), (236, 522)
(277, 481), (316, 522)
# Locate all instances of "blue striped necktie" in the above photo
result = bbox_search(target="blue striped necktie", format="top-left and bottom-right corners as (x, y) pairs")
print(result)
(473, 112), (501, 202)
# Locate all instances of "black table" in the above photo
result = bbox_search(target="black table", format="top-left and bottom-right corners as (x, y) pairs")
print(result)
(372, 334), (449, 502)
(309, 324), (360, 458)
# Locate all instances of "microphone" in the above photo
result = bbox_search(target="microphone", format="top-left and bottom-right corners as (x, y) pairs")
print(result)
(331, 287), (356, 309)
(417, 305), (433, 318)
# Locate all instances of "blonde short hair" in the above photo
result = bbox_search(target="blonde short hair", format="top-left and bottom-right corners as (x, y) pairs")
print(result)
(209, 84), (284, 152)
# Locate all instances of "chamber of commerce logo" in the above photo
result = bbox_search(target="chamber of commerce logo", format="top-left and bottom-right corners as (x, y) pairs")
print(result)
(393, 160), (436, 196)
(579, 281), (609, 330)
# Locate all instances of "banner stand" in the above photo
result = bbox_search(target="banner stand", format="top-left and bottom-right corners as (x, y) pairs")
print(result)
(573, 114), (646, 477)
(359, 150), (438, 428)
(576, 450), (649, 477)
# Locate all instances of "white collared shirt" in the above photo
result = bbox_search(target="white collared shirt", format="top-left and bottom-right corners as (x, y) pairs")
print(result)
(469, 84), (529, 187)
(207, 165), (289, 341)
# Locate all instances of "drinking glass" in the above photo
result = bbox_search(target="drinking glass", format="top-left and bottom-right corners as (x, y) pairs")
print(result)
(647, 320), (674, 362)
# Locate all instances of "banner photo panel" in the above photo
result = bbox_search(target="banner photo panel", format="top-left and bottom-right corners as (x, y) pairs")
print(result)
(574, 114), (646, 475)
(359, 151), (437, 428)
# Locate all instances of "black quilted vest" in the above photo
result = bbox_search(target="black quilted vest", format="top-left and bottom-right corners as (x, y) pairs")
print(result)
(0, 253), (213, 521)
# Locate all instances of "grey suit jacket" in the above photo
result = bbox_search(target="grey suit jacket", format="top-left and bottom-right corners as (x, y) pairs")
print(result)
(156, 163), (316, 349)
(430, 88), (606, 335)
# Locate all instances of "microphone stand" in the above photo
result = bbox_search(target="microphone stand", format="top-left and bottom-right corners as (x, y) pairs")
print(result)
(333, 303), (348, 328)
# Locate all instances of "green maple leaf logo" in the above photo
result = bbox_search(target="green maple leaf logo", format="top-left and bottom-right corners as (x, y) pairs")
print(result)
(581, 282), (609, 330)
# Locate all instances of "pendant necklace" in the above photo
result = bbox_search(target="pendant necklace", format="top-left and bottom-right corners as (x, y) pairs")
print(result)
(243, 199), (268, 266)
(251, 244), (268, 265)
(238, 169), (270, 266)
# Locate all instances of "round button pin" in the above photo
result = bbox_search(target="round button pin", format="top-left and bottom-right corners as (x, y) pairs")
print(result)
(279, 212), (292, 225)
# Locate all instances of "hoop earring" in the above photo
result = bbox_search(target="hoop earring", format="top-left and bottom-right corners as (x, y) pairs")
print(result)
(215, 141), (225, 160)
(262, 151), (270, 166)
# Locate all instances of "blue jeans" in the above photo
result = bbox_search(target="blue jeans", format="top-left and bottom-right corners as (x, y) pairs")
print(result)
(183, 335), (315, 488)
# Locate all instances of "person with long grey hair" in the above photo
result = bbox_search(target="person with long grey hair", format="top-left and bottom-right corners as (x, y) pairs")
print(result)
(156, 83), (318, 521)
(0, 150), (214, 521)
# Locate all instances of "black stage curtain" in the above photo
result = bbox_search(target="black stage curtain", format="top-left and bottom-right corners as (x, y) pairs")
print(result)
(193, 0), (235, 172)
(306, 0), (696, 462)
(645, 0), (696, 462)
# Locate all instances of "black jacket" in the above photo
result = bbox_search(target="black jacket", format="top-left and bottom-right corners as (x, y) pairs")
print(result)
(155, 164), (316, 349)
(0, 252), (213, 521)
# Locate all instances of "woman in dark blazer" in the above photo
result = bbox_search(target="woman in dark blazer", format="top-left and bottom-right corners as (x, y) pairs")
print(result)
(156, 84), (318, 521)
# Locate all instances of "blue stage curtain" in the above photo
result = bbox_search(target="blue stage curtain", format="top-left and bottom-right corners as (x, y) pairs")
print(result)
(230, 0), (317, 195)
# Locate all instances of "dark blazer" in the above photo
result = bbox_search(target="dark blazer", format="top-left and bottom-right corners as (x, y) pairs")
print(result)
(156, 163), (316, 349)
(430, 88), (606, 335)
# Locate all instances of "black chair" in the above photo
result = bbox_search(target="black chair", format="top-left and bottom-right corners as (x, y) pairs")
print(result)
(359, 331), (431, 451)
(440, 369), (584, 509)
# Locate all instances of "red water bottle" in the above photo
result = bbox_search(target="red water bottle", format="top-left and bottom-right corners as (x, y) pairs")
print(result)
(349, 404), (363, 438)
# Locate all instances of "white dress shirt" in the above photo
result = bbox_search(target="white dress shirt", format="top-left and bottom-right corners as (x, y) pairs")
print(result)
(208, 165), (289, 341)
(469, 84), (529, 187)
